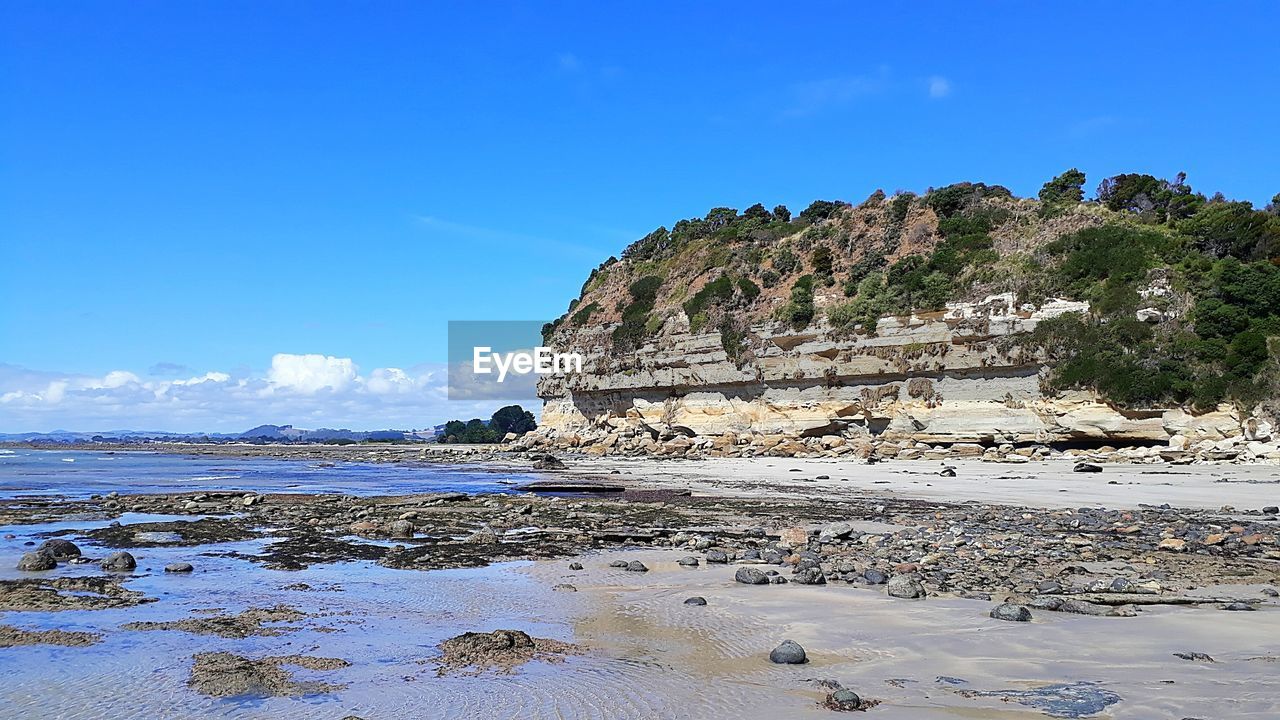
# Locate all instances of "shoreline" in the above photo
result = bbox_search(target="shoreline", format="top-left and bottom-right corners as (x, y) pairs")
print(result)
(11, 441), (1280, 510)
(2, 447), (1277, 717)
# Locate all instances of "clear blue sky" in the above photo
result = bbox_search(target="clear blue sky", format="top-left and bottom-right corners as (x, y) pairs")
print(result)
(2, 1), (1278, 431)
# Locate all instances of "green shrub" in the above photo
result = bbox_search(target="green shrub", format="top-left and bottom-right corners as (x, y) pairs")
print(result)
(612, 275), (664, 349)
(737, 277), (760, 301)
(798, 200), (848, 224)
(811, 246), (834, 285)
(571, 302), (600, 325)
(683, 275), (734, 320)
(772, 246), (800, 274)
(781, 274), (816, 328)
(1039, 168), (1086, 204)
(1180, 201), (1280, 261)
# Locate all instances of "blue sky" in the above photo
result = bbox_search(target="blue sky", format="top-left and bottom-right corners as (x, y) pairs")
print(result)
(2, 1), (1278, 431)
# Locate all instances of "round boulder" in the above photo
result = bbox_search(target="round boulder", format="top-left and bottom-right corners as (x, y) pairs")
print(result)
(683, 596), (708, 606)
(886, 575), (927, 599)
(386, 520), (415, 539)
(17, 551), (56, 571)
(165, 562), (195, 573)
(825, 688), (862, 711)
(769, 639), (808, 664)
(677, 556), (700, 567)
(37, 539), (82, 561)
(989, 603), (1033, 622)
(625, 561), (649, 573)
(735, 567), (770, 585)
(101, 551), (137, 572)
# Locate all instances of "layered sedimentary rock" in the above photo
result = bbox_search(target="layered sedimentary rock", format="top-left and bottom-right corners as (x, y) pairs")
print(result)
(536, 292), (1251, 454)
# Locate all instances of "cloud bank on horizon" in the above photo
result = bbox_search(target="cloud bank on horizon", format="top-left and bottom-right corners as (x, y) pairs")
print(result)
(0, 354), (520, 434)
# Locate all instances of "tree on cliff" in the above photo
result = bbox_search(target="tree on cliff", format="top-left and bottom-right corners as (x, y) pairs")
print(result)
(1038, 168), (1086, 215)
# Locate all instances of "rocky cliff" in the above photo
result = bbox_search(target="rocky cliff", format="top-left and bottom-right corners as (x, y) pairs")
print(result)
(528, 175), (1280, 461)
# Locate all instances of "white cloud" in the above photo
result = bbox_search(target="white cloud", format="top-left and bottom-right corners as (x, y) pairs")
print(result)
(783, 73), (886, 117)
(928, 76), (952, 99)
(367, 367), (416, 395)
(98, 370), (141, 389)
(0, 356), (524, 434)
(266, 353), (358, 394)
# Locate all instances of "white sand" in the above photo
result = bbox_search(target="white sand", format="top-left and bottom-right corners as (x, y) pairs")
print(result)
(550, 456), (1279, 510)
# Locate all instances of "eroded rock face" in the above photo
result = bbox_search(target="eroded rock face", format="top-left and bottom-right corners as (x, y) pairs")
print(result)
(531, 293), (1257, 456)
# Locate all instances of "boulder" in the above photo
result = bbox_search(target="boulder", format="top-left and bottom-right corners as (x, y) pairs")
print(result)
(793, 567), (827, 585)
(886, 575), (926, 599)
(989, 603), (1033, 622)
(17, 551), (56, 571)
(817, 522), (853, 543)
(36, 539), (81, 560)
(735, 567), (770, 585)
(101, 551), (137, 572)
(386, 520), (415, 539)
(768, 639), (808, 664)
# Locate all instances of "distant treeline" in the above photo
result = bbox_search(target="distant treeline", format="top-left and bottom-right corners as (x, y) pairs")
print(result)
(437, 404), (536, 443)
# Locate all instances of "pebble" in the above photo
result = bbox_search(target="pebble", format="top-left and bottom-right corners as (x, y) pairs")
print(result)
(608, 560), (630, 568)
(1074, 462), (1103, 473)
(165, 562), (195, 573)
(568, 562), (583, 570)
(683, 596), (707, 606)
(768, 639), (808, 664)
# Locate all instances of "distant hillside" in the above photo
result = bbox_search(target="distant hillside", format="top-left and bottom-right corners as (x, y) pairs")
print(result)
(0, 425), (436, 444)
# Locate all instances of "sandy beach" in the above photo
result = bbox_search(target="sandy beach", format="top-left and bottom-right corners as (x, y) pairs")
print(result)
(1, 446), (1277, 718)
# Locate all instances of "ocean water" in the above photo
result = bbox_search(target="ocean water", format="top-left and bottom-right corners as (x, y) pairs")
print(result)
(0, 448), (530, 497)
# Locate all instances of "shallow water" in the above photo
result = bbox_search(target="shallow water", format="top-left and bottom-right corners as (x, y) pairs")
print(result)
(0, 449), (529, 497)
(2, 517), (1277, 719)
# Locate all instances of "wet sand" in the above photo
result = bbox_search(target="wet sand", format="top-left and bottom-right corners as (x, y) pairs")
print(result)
(1, 539), (1276, 718)
(0, 449), (1277, 718)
